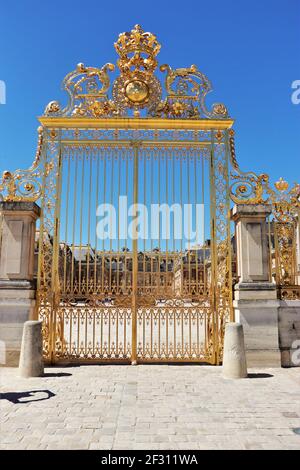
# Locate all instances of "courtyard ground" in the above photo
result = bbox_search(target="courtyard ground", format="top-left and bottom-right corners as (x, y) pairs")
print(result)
(0, 365), (300, 450)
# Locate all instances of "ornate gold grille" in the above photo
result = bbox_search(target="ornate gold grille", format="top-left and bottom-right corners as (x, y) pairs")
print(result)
(33, 130), (233, 364)
(0, 25), (236, 364)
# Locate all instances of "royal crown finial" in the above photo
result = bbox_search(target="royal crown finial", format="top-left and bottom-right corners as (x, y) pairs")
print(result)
(275, 177), (289, 192)
(114, 25), (161, 74)
(111, 25), (163, 116)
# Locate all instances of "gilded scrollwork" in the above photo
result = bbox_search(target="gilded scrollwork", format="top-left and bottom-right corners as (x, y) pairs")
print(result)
(152, 64), (229, 119)
(40, 25), (230, 120)
(265, 179), (300, 299)
(44, 62), (117, 118)
(228, 129), (300, 300)
(229, 129), (300, 213)
(0, 126), (44, 202)
(229, 129), (269, 204)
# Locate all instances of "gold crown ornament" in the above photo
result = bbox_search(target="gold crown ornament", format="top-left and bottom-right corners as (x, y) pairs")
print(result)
(112, 25), (162, 116)
(114, 24), (161, 74)
(275, 177), (289, 192)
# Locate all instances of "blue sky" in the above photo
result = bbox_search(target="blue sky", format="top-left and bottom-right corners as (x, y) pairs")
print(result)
(0, 0), (299, 185)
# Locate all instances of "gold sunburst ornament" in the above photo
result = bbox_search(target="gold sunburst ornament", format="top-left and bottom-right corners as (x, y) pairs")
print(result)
(125, 80), (149, 103)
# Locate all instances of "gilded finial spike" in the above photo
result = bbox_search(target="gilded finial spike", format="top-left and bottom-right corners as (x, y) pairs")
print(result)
(114, 24), (161, 61)
(2, 170), (12, 180)
(133, 24), (143, 32)
(275, 177), (289, 192)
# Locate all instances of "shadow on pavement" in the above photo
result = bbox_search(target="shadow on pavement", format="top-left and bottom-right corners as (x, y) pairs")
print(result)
(43, 372), (72, 377)
(0, 390), (56, 404)
(247, 373), (274, 379)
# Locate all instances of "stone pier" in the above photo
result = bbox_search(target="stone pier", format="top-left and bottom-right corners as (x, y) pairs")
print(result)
(0, 201), (40, 366)
(232, 204), (281, 367)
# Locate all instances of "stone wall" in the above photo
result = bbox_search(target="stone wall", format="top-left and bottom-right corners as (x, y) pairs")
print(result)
(278, 301), (300, 367)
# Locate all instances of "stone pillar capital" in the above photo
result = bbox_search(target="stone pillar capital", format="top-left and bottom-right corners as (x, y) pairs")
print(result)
(231, 203), (271, 285)
(0, 201), (41, 283)
(0, 201), (41, 220)
(231, 203), (272, 221)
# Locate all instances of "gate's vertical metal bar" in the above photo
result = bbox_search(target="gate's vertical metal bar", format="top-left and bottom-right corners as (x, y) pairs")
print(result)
(150, 151), (154, 358)
(268, 216), (273, 283)
(210, 131), (218, 365)
(117, 155), (121, 299)
(158, 149), (161, 358)
(124, 149), (129, 356)
(202, 156), (206, 299)
(187, 149), (191, 357)
(109, 149), (114, 357)
(180, 156), (183, 298)
(87, 149), (92, 290)
(35, 129), (47, 322)
(78, 152), (85, 294)
(225, 130), (234, 322)
(143, 151), (146, 296)
(94, 151), (100, 290)
(50, 130), (63, 364)
(101, 156), (106, 294)
(116, 154), (121, 356)
(71, 151), (78, 295)
(194, 152), (198, 297)
(63, 150), (71, 293)
(131, 141), (139, 364)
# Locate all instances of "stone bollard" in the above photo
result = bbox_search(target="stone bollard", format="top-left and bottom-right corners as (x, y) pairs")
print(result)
(19, 321), (44, 378)
(222, 322), (247, 379)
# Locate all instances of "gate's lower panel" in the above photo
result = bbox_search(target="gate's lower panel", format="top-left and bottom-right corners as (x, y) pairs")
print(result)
(137, 306), (214, 363)
(57, 304), (132, 362)
(43, 302), (215, 363)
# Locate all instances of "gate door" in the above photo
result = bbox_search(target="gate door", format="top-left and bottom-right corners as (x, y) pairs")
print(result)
(33, 25), (234, 363)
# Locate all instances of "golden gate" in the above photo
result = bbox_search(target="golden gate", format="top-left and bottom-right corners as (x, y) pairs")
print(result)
(1, 25), (237, 364)
(1, 26), (299, 366)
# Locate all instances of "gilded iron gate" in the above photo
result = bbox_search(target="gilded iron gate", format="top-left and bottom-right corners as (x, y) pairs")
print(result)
(36, 125), (233, 364)
(0, 25), (237, 364)
(1, 26), (299, 365)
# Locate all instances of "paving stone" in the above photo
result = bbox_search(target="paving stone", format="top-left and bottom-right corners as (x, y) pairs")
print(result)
(1, 365), (300, 450)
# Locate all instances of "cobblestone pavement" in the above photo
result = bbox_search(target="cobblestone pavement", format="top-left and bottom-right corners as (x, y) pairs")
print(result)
(1, 365), (300, 450)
